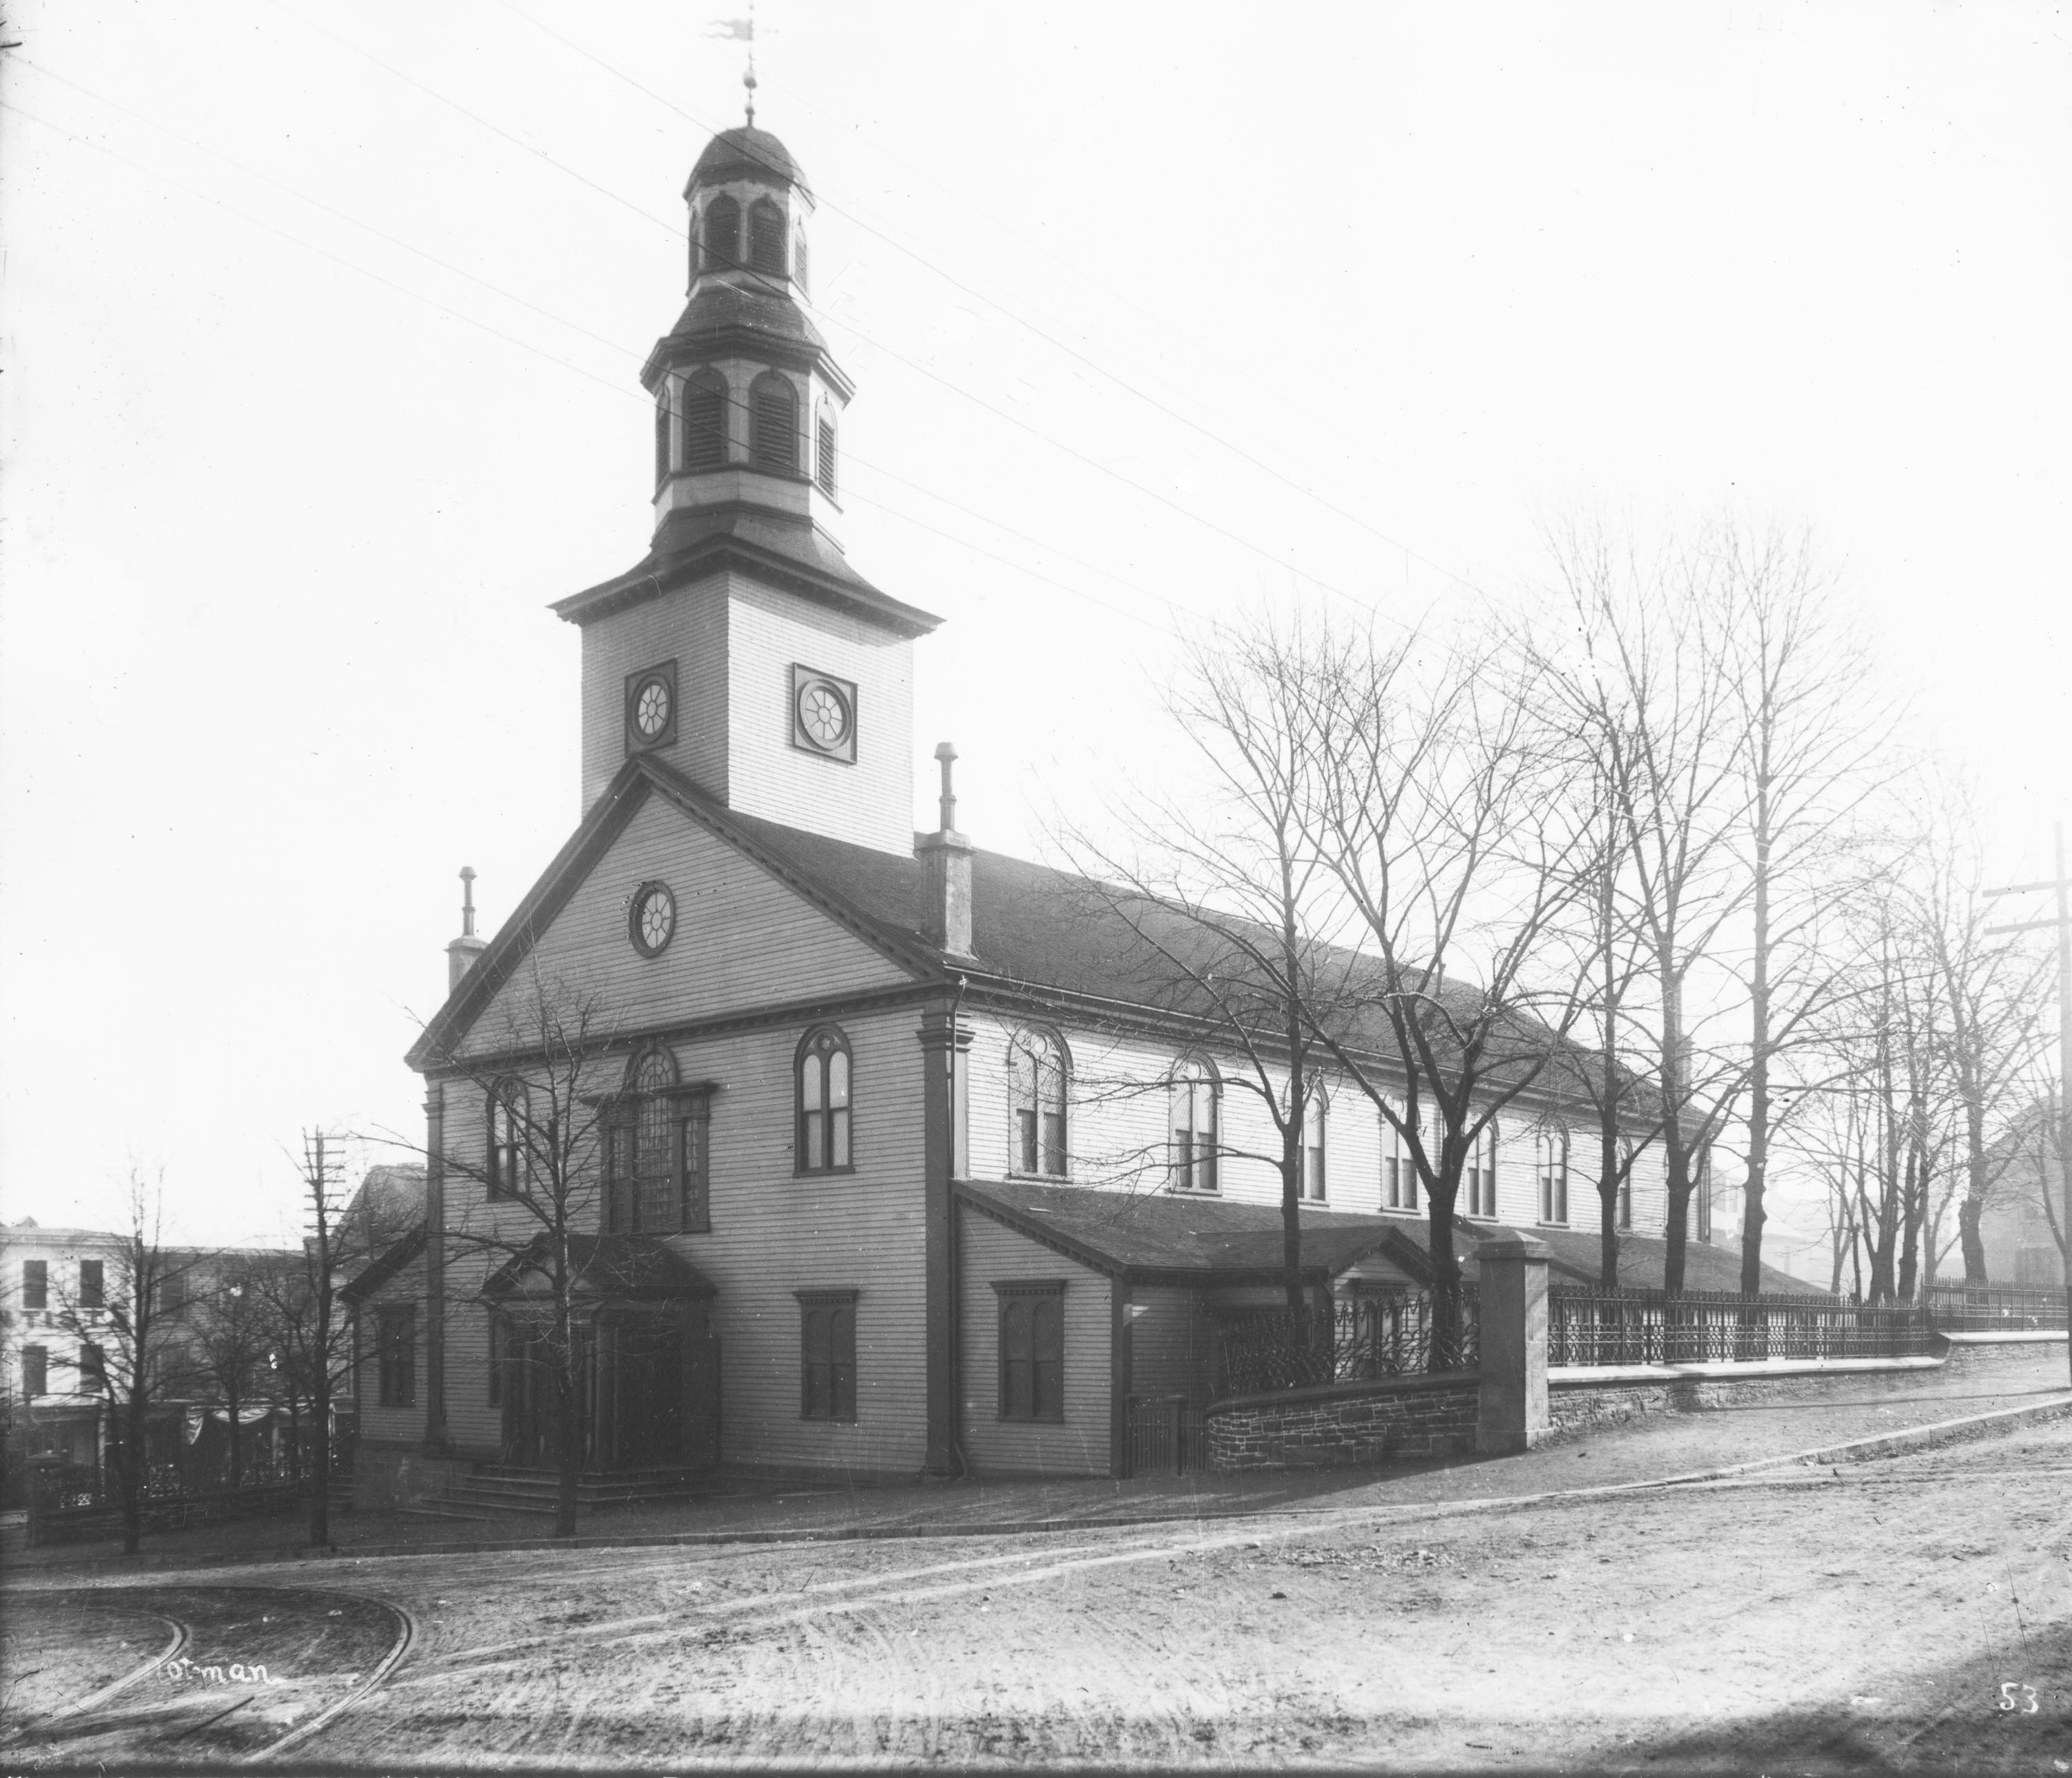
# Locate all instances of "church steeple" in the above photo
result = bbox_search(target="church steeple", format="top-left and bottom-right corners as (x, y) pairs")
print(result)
(642, 122), (849, 553)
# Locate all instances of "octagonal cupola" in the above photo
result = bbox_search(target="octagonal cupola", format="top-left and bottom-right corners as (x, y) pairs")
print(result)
(643, 120), (850, 548)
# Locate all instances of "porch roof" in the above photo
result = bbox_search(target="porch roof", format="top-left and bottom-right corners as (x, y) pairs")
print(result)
(957, 1179), (1427, 1285)
(482, 1235), (718, 1302)
(1374, 1213), (1828, 1296)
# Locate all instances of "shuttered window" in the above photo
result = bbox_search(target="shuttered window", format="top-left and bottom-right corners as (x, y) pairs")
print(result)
(377, 1308), (415, 1407)
(749, 198), (786, 276)
(798, 1293), (857, 1421)
(21, 1344), (47, 1397)
(997, 1285), (1064, 1422)
(815, 414), (837, 497)
(704, 197), (740, 270)
(21, 1259), (46, 1310)
(751, 375), (797, 472)
(78, 1261), (104, 1308)
(683, 372), (727, 470)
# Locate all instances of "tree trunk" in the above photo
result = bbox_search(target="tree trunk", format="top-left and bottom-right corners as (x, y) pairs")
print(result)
(1957, 1195), (1987, 1287)
(554, 1297), (580, 1540)
(224, 1379), (240, 1491)
(1426, 1127), (1464, 1371)
(1740, 765), (1774, 1295)
(1660, 965), (1690, 1296)
(119, 1394), (145, 1556)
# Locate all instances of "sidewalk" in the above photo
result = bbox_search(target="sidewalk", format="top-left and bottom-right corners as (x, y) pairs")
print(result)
(7, 1353), (2066, 1578)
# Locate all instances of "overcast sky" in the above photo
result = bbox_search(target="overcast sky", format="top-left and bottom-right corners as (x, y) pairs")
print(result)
(2, 1), (2066, 1248)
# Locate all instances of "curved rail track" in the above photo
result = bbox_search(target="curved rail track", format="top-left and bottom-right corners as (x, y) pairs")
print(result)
(0, 1581), (414, 1766)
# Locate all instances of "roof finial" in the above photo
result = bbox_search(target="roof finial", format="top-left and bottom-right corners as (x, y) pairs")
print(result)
(743, 0), (757, 126)
(459, 864), (478, 939)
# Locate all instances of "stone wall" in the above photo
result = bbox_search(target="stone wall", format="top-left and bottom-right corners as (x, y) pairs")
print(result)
(1205, 1373), (1479, 1471)
(1546, 1334), (2064, 1439)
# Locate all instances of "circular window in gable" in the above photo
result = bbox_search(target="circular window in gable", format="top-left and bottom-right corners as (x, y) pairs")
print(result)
(629, 880), (677, 957)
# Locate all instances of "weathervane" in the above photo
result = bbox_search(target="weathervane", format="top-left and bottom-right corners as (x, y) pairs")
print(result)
(708, 6), (757, 126)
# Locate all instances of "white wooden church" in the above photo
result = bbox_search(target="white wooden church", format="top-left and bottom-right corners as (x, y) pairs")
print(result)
(347, 117), (1781, 1501)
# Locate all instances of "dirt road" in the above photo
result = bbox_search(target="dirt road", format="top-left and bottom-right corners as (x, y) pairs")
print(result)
(6, 1418), (2067, 1769)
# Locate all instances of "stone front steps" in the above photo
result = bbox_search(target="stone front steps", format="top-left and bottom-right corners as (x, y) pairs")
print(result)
(437, 1463), (720, 1518)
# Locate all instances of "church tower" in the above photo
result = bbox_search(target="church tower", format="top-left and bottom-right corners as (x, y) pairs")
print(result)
(552, 119), (939, 856)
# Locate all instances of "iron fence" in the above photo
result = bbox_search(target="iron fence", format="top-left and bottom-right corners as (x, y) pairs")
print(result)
(1921, 1284), (2067, 1332)
(1548, 1286), (1937, 1366)
(1124, 1394), (1209, 1476)
(1216, 1288), (1479, 1398)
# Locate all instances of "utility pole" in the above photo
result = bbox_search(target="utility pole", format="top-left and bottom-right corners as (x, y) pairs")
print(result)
(1986, 821), (2072, 1388)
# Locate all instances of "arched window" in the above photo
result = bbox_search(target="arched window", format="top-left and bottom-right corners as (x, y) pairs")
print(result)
(1008, 1027), (1068, 1177)
(704, 196), (740, 271)
(814, 405), (838, 498)
(797, 1025), (853, 1172)
(751, 372), (798, 473)
(1537, 1128), (1569, 1225)
(749, 197), (787, 276)
(653, 389), (672, 486)
(1169, 1057), (1219, 1193)
(1303, 1085), (1329, 1201)
(1384, 1099), (1419, 1211)
(488, 1078), (529, 1201)
(794, 224), (810, 293)
(606, 1045), (709, 1233)
(1466, 1121), (1499, 1218)
(682, 369), (727, 471)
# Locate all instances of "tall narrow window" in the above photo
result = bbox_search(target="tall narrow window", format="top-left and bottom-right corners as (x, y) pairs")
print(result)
(1537, 1129), (1569, 1225)
(78, 1260), (104, 1309)
(79, 1342), (106, 1390)
(797, 1026), (854, 1173)
(1694, 1146), (1713, 1243)
(488, 1078), (528, 1201)
(1009, 1028), (1068, 1177)
(687, 209), (700, 280)
(751, 372), (798, 472)
(749, 197), (787, 276)
(1466, 1123), (1499, 1218)
(682, 369), (727, 470)
(798, 1291), (857, 1422)
(1617, 1141), (1634, 1230)
(377, 1307), (415, 1407)
(21, 1344), (47, 1398)
(1303, 1087), (1329, 1201)
(815, 410), (838, 498)
(794, 225), (810, 293)
(608, 1046), (700, 1231)
(704, 196), (740, 270)
(996, 1283), (1064, 1422)
(21, 1259), (47, 1310)
(1169, 1058), (1220, 1193)
(1385, 1101), (1419, 1211)
(653, 390), (671, 485)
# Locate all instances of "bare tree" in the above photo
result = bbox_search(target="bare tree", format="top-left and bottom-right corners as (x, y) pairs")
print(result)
(412, 969), (627, 1539)
(1060, 615), (1369, 1320)
(45, 1171), (202, 1554)
(187, 1254), (276, 1489)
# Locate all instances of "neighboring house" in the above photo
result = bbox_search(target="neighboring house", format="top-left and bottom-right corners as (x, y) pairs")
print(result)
(346, 118), (1819, 1502)
(1976, 1112), (2066, 1289)
(1, 1221), (134, 1472)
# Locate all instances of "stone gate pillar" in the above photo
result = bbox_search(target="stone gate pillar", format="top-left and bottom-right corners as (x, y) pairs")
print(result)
(1475, 1229), (1551, 1454)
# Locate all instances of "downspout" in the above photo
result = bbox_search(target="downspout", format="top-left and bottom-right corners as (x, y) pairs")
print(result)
(947, 972), (970, 1479)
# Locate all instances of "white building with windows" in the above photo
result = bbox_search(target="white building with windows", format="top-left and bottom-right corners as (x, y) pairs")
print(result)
(346, 117), (1816, 1502)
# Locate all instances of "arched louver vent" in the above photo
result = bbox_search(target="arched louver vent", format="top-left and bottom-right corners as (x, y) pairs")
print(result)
(752, 374), (798, 472)
(704, 197), (740, 271)
(816, 414), (837, 497)
(683, 371), (727, 471)
(749, 199), (787, 276)
(794, 229), (810, 295)
(653, 394), (671, 485)
(687, 209), (700, 280)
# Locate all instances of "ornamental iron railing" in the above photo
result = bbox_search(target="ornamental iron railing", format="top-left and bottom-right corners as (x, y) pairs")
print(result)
(1216, 1287), (1479, 1399)
(1921, 1284), (2067, 1332)
(1548, 1286), (1936, 1366)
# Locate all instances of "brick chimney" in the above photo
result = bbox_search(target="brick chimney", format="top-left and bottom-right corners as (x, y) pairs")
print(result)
(445, 865), (489, 994)
(916, 743), (975, 959)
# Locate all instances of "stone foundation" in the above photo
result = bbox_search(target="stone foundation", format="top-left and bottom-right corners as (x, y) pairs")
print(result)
(1206, 1372), (1480, 1471)
(1547, 1333), (2064, 1438)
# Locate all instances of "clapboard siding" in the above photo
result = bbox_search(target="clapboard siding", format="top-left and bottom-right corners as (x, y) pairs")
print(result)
(957, 1212), (1111, 1477)
(725, 576), (916, 857)
(354, 1249), (426, 1448)
(581, 576), (729, 814)
(457, 794), (912, 1059)
(434, 1004), (931, 1476)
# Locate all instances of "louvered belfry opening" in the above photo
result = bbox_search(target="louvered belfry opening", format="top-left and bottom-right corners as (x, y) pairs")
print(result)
(653, 394), (671, 484)
(704, 196), (740, 271)
(816, 414), (837, 496)
(752, 374), (798, 472)
(794, 229), (810, 295)
(749, 199), (787, 276)
(683, 371), (727, 472)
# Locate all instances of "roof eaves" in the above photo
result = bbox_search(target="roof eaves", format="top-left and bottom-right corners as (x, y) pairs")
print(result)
(341, 1225), (428, 1304)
